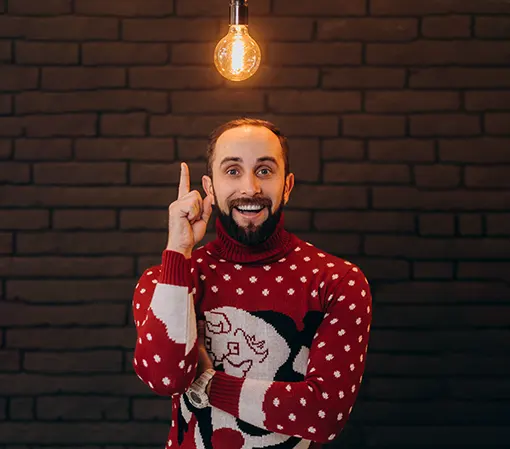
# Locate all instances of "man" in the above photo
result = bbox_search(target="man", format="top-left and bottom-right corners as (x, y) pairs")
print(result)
(132, 118), (372, 449)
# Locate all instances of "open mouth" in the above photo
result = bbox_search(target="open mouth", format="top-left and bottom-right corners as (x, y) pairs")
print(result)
(233, 205), (266, 217)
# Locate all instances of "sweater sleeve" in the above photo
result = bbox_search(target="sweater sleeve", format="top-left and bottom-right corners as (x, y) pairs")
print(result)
(132, 249), (200, 396)
(208, 266), (372, 444)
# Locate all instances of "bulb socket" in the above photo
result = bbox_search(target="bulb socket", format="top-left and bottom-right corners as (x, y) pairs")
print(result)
(229, 0), (248, 25)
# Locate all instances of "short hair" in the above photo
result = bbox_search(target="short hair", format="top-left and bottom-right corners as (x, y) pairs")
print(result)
(206, 117), (290, 178)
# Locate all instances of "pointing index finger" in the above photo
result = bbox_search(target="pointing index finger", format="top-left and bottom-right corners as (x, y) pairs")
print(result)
(178, 162), (190, 199)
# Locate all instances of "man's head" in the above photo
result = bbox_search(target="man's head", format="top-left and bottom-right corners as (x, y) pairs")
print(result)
(202, 118), (294, 246)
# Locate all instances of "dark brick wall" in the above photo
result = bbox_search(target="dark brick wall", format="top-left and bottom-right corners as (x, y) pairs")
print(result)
(1, 0), (509, 447)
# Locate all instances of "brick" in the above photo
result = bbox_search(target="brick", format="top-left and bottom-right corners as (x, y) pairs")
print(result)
(0, 210), (48, 230)
(0, 257), (132, 277)
(25, 114), (97, 137)
(0, 351), (20, 371)
(42, 68), (125, 91)
(287, 185), (367, 209)
(76, 138), (175, 161)
(419, 214), (455, 236)
(314, 211), (414, 232)
(458, 262), (510, 282)
(133, 398), (171, 421)
(37, 396), (128, 421)
(365, 236), (510, 259)
(422, 16), (471, 38)
(324, 162), (410, 184)
(0, 422), (166, 444)
(410, 68), (510, 88)
(0, 302), (126, 326)
(458, 214), (483, 236)
(374, 281), (509, 304)
(284, 139), (320, 182)
(235, 67), (319, 88)
(177, 0), (270, 15)
(131, 161), (206, 185)
(0, 233), (12, 254)
(476, 17), (510, 38)
(366, 91), (460, 112)
(321, 139), (364, 160)
(0, 185), (172, 207)
(177, 138), (207, 160)
(414, 165), (461, 188)
(371, 0), (510, 14)
(274, 0), (365, 15)
(466, 91), (510, 111)
(16, 42), (78, 64)
(8, 0), (71, 15)
(487, 214), (510, 235)
(0, 162), (30, 183)
(16, 91), (167, 114)
(0, 40), (11, 62)
(373, 187), (510, 210)
(268, 91), (360, 113)
(0, 94), (12, 114)
(369, 140), (435, 162)
(76, 0), (173, 16)
(0, 66), (38, 90)
(14, 139), (72, 160)
(172, 91), (265, 114)
(242, 18), (314, 42)
(83, 43), (168, 65)
(280, 210), (311, 231)
(0, 139), (12, 159)
(440, 138), (510, 163)
(34, 162), (126, 185)
(22, 17), (117, 40)
(151, 115), (339, 137)
(101, 113), (148, 137)
(268, 43), (362, 65)
(124, 18), (218, 41)
(9, 398), (33, 421)
(368, 41), (510, 65)
(485, 113), (510, 135)
(17, 232), (166, 255)
(343, 115), (405, 137)
(351, 257), (410, 280)
(25, 351), (122, 373)
(318, 18), (417, 41)
(465, 166), (510, 188)
(414, 262), (453, 279)
(297, 232), (360, 255)
(120, 210), (167, 230)
(0, 117), (23, 137)
(7, 328), (134, 349)
(410, 114), (481, 137)
(53, 210), (116, 230)
(130, 66), (223, 89)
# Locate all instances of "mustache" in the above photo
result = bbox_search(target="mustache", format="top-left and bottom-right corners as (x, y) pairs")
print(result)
(229, 197), (272, 209)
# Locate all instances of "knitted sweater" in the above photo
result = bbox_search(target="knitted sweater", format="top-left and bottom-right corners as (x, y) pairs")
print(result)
(132, 213), (372, 449)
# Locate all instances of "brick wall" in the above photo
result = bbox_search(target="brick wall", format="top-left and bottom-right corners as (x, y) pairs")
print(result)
(1, 0), (509, 447)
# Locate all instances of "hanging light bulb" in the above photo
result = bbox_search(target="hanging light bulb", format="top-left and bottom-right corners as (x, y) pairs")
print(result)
(214, 0), (261, 82)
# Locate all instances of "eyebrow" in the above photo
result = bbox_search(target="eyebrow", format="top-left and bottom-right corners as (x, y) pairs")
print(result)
(219, 156), (278, 167)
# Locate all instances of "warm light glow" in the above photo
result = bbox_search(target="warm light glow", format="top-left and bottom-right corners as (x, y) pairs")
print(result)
(214, 25), (261, 82)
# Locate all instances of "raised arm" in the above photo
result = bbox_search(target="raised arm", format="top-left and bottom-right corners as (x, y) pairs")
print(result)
(208, 266), (372, 443)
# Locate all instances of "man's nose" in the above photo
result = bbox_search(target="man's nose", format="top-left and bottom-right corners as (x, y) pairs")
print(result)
(240, 173), (261, 196)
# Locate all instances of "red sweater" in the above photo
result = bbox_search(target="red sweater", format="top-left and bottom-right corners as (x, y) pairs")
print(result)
(132, 213), (372, 449)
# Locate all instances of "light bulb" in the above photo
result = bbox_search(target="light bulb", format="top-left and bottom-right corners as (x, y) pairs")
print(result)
(214, 1), (261, 82)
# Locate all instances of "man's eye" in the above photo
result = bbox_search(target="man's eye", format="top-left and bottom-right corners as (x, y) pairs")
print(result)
(259, 168), (271, 176)
(227, 169), (238, 175)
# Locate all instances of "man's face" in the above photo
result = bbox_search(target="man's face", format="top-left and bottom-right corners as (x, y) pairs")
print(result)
(202, 125), (294, 245)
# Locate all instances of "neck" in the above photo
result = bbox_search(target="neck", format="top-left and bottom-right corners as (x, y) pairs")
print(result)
(207, 212), (298, 264)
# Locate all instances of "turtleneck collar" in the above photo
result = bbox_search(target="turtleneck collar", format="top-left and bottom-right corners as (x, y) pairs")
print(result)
(205, 212), (299, 264)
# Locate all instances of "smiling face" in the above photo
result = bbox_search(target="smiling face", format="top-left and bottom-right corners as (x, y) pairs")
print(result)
(202, 125), (294, 245)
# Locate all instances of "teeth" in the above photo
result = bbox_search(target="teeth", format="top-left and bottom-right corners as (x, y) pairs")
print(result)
(238, 205), (263, 211)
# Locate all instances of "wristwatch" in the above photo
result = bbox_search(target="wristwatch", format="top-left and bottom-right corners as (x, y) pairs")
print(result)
(186, 369), (216, 409)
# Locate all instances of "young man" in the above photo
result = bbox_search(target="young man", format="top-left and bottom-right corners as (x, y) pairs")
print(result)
(132, 118), (372, 449)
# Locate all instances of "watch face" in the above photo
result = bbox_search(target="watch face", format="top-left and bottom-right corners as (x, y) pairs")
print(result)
(190, 391), (202, 404)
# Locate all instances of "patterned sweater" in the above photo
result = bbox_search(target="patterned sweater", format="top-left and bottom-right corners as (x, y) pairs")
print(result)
(132, 213), (372, 449)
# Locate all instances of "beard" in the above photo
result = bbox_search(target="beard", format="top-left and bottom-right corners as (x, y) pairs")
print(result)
(213, 191), (285, 246)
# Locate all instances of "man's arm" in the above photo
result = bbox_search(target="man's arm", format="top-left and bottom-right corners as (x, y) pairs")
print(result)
(208, 266), (372, 444)
(132, 249), (200, 396)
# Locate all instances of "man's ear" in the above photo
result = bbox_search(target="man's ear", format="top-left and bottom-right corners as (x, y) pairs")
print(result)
(283, 173), (295, 205)
(202, 175), (215, 205)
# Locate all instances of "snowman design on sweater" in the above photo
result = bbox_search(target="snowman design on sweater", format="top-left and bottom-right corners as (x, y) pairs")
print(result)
(132, 214), (372, 449)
